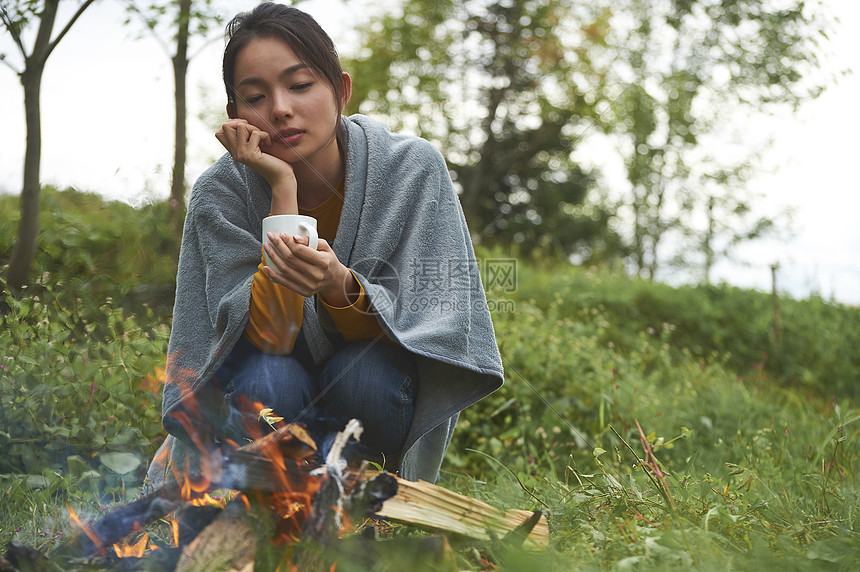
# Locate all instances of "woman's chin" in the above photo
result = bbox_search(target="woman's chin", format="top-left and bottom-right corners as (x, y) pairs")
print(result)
(263, 146), (302, 165)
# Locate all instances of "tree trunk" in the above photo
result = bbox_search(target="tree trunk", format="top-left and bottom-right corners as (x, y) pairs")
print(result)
(169, 0), (192, 238)
(644, 178), (667, 281)
(6, 46), (50, 293)
(4, 0), (96, 292)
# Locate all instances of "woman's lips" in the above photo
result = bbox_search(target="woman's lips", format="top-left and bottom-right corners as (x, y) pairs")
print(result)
(275, 130), (304, 146)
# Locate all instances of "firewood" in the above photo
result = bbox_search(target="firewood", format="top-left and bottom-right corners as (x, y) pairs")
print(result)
(54, 482), (184, 561)
(233, 423), (317, 460)
(174, 501), (259, 572)
(3, 542), (62, 572)
(370, 475), (549, 550)
(47, 420), (550, 571)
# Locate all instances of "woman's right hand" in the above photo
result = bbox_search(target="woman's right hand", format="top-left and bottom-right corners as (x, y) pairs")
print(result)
(215, 119), (297, 194)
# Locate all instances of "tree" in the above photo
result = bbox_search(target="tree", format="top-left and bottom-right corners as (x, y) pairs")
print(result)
(345, 0), (622, 261)
(599, 0), (831, 280)
(122, 0), (223, 237)
(686, 159), (784, 285)
(1, 0), (97, 292)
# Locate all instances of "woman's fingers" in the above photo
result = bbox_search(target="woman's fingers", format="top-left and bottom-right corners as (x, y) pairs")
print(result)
(216, 120), (293, 187)
(264, 235), (339, 297)
(265, 235), (310, 277)
(264, 264), (305, 293)
(264, 254), (319, 297)
(216, 120), (266, 158)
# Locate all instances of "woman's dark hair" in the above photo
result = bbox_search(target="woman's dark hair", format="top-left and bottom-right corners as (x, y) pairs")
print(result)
(223, 3), (345, 108)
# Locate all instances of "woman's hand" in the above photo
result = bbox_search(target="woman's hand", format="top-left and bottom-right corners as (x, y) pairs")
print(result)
(215, 119), (297, 207)
(263, 234), (359, 306)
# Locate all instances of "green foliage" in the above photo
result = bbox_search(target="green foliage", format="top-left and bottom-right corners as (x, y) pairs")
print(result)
(344, 0), (621, 262)
(0, 188), (174, 546)
(1, 207), (857, 568)
(0, 278), (168, 478)
(122, 0), (223, 40)
(442, 258), (858, 569)
(347, 0), (834, 275)
(600, 0), (832, 279)
(0, 186), (178, 317)
(0, 263), (170, 548)
(501, 259), (860, 401)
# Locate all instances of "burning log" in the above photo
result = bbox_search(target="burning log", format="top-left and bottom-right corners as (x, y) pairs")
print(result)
(51, 423), (325, 567)
(292, 420), (398, 571)
(40, 419), (548, 571)
(58, 483), (184, 560)
(173, 501), (256, 572)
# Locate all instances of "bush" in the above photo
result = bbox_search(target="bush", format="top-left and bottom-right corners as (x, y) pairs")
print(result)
(495, 255), (860, 401)
(449, 294), (858, 569)
(0, 278), (168, 485)
(0, 186), (178, 319)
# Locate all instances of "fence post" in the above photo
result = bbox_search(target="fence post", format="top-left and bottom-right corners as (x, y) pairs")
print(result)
(771, 264), (782, 350)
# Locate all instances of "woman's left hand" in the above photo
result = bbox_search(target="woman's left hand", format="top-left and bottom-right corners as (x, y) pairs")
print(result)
(263, 234), (358, 306)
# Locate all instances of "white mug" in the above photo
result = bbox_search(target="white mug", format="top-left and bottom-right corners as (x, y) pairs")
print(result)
(262, 214), (319, 269)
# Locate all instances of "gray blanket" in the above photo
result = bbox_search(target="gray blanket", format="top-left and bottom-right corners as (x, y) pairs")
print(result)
(147, 114), (503, 487)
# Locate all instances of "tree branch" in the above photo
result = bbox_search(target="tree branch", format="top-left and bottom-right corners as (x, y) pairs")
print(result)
(0, 54), (22, 75)
(124, 2), (172, 58)
(188, 33), (222, 62)
(45, 0), (98, 61)
(0, 2), (27, 57)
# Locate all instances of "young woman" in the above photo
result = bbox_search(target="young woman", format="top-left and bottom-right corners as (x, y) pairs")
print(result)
(146, 2), (502, 486)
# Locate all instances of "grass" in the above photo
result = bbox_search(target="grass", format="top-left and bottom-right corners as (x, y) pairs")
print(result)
(437, 289), (859, 570)
(1, 248), (858, 569)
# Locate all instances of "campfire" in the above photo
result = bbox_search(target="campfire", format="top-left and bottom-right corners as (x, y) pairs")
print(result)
(3, 418), (548, 571)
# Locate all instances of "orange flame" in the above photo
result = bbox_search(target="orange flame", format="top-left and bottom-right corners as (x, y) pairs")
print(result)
(150, 349), (339, 550)
(170, 516), (180, 547)
(67, 504), (106, 556)
(113, 533), (149, 558)
(189, 492), (233, 507)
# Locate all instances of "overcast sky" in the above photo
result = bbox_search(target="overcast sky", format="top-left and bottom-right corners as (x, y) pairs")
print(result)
(1, 0), (857, 306)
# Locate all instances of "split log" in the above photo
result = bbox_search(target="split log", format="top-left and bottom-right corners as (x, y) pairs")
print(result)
(371, 475), (549, 550)
(174, 501), (258, 572)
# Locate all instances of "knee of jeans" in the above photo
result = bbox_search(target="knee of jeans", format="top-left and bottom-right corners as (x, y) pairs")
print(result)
(322, 370), (416, 458)
(320, 342), (416, 388)
(230, 353), (314, 411)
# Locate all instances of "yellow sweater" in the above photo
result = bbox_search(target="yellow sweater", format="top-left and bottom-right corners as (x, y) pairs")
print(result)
(244, 183), (384, 354)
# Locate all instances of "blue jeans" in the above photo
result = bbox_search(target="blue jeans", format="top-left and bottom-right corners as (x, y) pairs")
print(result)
(210, 335), (417, 465)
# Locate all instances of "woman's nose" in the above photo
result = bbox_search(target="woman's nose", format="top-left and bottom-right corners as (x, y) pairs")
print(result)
(271, 89), (293, 121)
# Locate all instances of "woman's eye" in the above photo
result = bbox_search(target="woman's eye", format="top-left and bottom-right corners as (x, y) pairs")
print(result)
(245, 95), (264, 104)
(292, 83), (312, 91)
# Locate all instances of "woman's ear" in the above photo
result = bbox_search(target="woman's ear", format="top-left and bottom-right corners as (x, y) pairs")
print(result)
(339, 72), (353, 111)
(226, 102), (237, 119)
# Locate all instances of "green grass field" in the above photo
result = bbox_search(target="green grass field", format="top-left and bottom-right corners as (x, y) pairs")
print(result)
(1, 190), (857, 570)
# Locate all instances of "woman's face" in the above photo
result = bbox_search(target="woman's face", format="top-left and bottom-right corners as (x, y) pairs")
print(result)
(229, 35), (350, 168)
